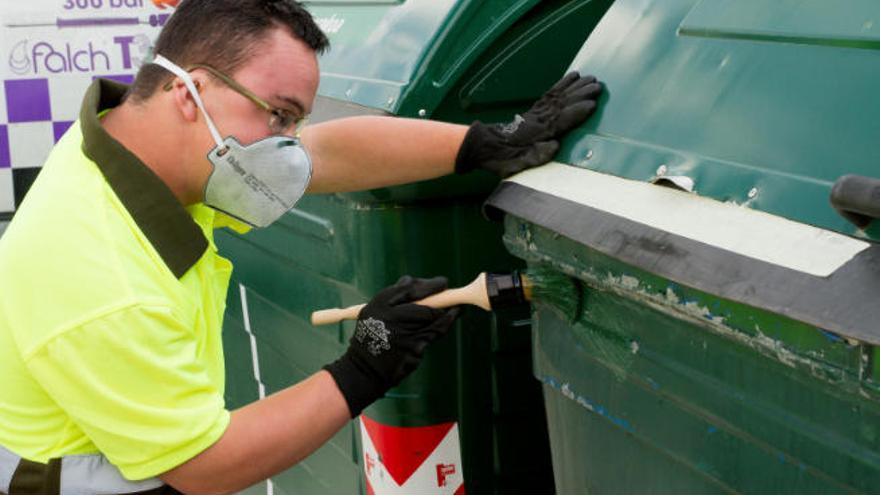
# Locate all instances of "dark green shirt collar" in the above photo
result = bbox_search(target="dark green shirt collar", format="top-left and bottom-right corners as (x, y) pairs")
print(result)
(80, 79), (208, 279)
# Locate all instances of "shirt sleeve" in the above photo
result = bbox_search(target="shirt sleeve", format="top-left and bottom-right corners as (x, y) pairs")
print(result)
(24, 302), (231, 481)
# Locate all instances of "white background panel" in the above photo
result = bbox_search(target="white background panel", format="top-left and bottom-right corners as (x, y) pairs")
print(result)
(0, 81), (6, 123)
(0, 169), (14, 212)
(8, 122), (54, 169)
(48, 75), (93, 121)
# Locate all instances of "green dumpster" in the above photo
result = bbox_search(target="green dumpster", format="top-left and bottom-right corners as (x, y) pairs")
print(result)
(217, 1), (614, 494)
(486, 0), (880, 493)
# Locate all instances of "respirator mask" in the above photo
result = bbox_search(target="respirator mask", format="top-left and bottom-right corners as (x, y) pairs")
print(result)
(152, 54), (312, 228)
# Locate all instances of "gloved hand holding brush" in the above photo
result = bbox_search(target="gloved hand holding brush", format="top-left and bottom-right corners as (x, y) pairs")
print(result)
(313, 268), (580, 326)
(455, 71), (603, 177)
(323, 276), (460, 417)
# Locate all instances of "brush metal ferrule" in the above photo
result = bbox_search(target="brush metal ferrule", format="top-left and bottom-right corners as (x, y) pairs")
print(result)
(486, 271), (527, 310)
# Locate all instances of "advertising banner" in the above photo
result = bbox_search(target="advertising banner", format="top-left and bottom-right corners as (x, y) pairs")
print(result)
(0, 0), (175, 213)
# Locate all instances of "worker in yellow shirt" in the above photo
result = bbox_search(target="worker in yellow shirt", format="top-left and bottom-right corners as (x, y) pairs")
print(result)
(0, 0), (602, 493)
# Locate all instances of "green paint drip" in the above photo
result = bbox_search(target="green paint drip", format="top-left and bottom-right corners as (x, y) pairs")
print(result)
(524, 265), (635, 380)
(522, 265), (582, 322)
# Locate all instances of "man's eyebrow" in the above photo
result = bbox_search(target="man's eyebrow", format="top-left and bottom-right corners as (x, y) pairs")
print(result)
(276, 95), (307, 115)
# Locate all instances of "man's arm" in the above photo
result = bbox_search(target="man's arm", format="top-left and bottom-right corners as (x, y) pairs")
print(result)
(160, 277), (457, 495)
(301, 117), (468, 193)
(301, 72), (602, 193)
(160, 371), (349, 495)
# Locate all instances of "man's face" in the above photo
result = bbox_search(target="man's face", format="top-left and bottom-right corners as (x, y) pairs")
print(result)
(199, 27), (320, 145)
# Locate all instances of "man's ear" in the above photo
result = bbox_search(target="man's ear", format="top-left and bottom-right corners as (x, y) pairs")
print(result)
(170, 77), (202, 123)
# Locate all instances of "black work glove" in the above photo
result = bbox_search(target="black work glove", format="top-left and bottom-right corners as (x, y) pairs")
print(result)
(323, 276), (460, 417)
(455, 71), (602, 177)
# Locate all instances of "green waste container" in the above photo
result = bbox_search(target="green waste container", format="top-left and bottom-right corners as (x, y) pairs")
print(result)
(217, 1), (614, 494)
(486, 0), (880, 493)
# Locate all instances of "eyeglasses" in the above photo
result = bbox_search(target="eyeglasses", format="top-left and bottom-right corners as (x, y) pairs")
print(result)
(163, 63), (309, 136)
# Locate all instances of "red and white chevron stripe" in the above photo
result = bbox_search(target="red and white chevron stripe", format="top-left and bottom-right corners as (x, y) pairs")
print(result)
(360, 416), (465, 495)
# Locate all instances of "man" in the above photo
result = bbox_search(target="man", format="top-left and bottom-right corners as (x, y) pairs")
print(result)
(0, 1), (602, 493)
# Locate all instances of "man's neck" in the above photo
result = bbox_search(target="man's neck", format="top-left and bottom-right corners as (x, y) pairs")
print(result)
(101, 101), (198, 205)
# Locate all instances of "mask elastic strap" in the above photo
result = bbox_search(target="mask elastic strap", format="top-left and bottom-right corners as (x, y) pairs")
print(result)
(152, 55), (227, 150)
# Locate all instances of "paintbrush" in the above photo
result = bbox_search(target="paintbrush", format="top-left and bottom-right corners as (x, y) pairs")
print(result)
(310, 267), (580, 326)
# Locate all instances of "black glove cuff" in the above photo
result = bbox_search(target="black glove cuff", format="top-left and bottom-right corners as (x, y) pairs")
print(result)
(454, 122), (493, 174)
(323, 356), (387, 418)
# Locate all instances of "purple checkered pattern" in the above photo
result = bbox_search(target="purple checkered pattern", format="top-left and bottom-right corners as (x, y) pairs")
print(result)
(0, 126), (9, 169)
(53, 121), (74, 143)
(0, 73), (137, 213)
(5, 79), (52, 123)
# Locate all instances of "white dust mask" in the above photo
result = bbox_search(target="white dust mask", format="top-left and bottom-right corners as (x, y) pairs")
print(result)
(152, 54), (312, 228)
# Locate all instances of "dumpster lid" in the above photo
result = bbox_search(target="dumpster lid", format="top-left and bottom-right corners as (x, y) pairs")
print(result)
(486, 164), (880, 345)
(309, 0), (543, 115)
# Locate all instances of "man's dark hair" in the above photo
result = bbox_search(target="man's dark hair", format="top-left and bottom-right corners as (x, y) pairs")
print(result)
(127, 0), (329, 103)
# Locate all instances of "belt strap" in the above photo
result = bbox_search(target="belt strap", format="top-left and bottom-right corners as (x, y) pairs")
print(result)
(0, 445), (166, 495)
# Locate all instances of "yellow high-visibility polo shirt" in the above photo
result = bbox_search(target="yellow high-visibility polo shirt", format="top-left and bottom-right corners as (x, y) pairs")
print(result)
(0, 80), (242, 481)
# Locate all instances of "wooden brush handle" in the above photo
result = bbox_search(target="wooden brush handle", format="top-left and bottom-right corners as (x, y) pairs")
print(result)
(310, 273), (491, 326)
(310, 304), (368, 326)
(417, 275), (490, 310)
